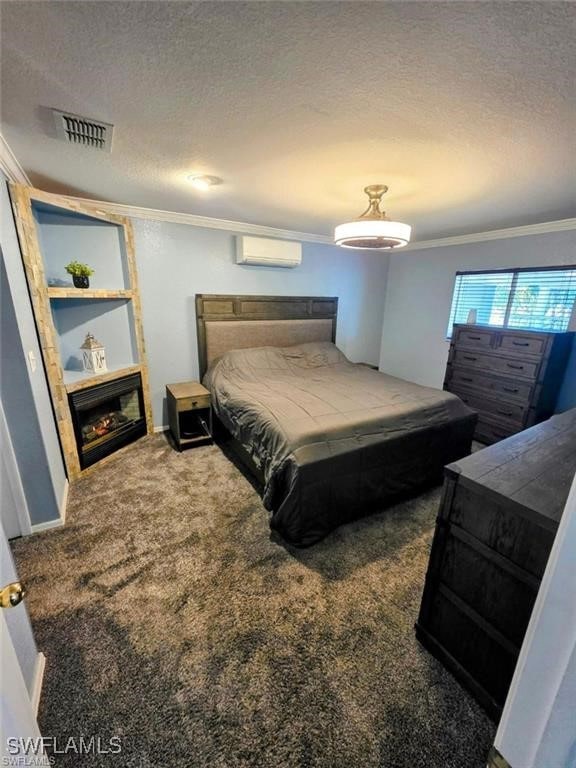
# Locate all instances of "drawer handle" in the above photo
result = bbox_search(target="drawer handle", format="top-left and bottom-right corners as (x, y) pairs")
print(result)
(463, 355), (477, 361)
(503, 386), (519, 393)
(461, 376), (474, 382)
(512, 341), (530, 347)
(497, 410), (513, 417)
(467, 335), (482, 341)
(192, 400), (198, 406)
(507, 363), (524, 370)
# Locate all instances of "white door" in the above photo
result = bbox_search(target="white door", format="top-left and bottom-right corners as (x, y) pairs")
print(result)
(0, 521), (46, 761)
(0, 613), (44, 761)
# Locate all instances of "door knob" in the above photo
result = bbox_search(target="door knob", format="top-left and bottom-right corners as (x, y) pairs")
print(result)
(0, 582), (26, 608)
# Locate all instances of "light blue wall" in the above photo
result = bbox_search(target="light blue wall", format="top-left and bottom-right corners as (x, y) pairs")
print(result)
(1, 256), (58, 525)
(51, 298), (138, 374)
(34, 205), (128, 289)
(380, 228), (576, 412)
(1, 177), (67, 526)
(133, 219), (389, 427)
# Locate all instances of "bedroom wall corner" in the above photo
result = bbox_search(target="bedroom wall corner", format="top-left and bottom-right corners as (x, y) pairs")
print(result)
(378, 229), (576, 401)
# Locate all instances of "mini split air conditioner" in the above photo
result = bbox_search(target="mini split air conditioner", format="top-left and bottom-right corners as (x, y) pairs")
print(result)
(236, 236), (302, 268)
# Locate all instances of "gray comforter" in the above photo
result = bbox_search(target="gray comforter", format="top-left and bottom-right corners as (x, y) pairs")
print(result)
(204, 341), (476, 545)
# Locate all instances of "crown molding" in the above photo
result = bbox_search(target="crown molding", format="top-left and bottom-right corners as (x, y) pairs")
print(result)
(63, 195), (575, 249)
(0, 133), (31, 184)
(403, 218), (576, 252)
(57, 195), (333, 244)
(2, 133), (574, 247)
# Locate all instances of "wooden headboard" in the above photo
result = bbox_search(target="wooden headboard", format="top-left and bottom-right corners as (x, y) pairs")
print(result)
(195, 294), (338, 378)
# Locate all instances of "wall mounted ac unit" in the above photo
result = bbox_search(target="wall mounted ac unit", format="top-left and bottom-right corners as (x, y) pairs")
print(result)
(236, 235), (302, 268)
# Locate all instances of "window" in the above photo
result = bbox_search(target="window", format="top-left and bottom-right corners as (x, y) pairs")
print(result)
(447, 267), (576, 337)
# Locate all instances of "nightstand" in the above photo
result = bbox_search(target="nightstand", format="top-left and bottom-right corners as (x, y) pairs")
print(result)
(166, 381), (213, 451)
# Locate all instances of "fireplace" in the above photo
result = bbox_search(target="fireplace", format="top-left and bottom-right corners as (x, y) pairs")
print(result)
(69, 373), (146, 469)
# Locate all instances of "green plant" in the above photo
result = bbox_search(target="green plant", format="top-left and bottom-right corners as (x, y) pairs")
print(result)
(65, 261), (94, 277)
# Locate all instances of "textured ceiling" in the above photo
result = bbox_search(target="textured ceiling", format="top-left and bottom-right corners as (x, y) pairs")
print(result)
(2, 1), (575, 240)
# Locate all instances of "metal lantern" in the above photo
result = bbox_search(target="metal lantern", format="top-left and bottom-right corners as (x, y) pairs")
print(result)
(81, 333), (107, 374)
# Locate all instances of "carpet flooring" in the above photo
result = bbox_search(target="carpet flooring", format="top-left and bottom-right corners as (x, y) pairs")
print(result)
(13, 434), (495, 768)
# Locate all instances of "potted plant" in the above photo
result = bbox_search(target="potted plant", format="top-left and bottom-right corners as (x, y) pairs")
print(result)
(65, 261), (95, 289)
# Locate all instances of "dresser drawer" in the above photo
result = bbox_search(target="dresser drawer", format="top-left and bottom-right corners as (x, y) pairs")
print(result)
(453, 327), (496, 351)
(451, 389), (527, 425)
(453, 350), (539, 380)
(448, 367), (533, 403)
(424, 590), (517, 704)
(440, 532), (537, 647)
(177, 394), (211, 411)
(475, 415), (521, 444)
(499, 332), (546, 357)
(449, 484), (555, 578)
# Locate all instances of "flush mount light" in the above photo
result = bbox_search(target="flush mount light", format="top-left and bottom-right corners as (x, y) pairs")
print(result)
(187, 174), (223, 191)
(334, 184), (411, 250)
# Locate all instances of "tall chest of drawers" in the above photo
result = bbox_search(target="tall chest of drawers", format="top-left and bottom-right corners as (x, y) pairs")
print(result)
(444, 324), (573, 444)
(416, 409), (576, 720)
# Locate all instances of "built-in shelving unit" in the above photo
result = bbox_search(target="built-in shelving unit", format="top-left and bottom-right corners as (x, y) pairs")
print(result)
(10, 183), (153, 480)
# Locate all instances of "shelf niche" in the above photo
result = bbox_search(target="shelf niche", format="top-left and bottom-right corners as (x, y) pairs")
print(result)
(50, 297), (139, 377)
(32, 200), (130, 291)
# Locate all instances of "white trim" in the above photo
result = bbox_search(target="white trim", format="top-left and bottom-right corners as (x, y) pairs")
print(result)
(56, 196), (576, 249)
(2, 133), (574, 247)
(57, 197), (576, 253)
(59, 479), (69, 523)
(59, 195), (333, 244)
(11, 474), (67, 537)
(153, 425), (168, 433)
(495, 473), (576, 767)
(402, 218), (576, 252)
(30, 517), (65, 534)
(30, 652), (46, 716)
(0, 399), (32, 536)
(0, 134), (30, 184)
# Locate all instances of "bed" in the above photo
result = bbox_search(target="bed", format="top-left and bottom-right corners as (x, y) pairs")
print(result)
(197, 294), (477, 546)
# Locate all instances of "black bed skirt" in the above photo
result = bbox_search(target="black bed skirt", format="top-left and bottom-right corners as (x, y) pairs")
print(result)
(212, 413), (478, 547)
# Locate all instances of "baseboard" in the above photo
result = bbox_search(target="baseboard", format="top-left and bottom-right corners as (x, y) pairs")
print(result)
(153, 425), (168, 433)
(31, 652), (46, 716)
(487, 747), (512, 768)
(29, 480), (68, 534)
(30, 517), (65, 534)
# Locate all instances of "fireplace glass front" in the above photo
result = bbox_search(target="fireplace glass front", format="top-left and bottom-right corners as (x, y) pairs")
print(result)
(69, 374), (146, 469)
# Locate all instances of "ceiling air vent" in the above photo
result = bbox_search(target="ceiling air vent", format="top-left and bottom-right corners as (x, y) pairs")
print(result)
(52, 109), (114, 151)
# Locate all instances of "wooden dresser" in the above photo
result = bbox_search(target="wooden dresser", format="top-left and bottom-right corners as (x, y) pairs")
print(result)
(444, 323), (573, 444)
(415, 408), (576, 720)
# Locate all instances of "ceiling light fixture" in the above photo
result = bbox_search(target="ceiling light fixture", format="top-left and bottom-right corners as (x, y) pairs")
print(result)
(334, 185), (411, 250)
(187, 174), (222, 191)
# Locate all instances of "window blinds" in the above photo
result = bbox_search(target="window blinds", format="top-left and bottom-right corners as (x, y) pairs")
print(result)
(447, 267), (576, 337)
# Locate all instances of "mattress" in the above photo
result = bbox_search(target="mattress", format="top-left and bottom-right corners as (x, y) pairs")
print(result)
(204, 341), (477, 545)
